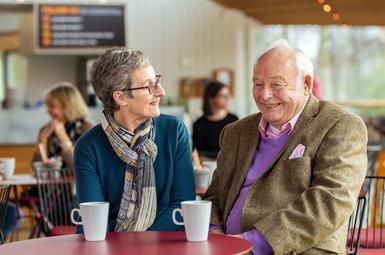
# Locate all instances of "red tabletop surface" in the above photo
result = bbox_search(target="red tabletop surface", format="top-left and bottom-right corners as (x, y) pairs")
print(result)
(0, 231), (252, 255)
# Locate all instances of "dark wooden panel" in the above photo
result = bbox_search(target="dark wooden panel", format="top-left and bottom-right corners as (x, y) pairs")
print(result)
(0, 144), (35, 174)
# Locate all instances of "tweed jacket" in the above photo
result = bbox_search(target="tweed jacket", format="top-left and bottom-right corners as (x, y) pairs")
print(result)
(203, 95), (368, 254)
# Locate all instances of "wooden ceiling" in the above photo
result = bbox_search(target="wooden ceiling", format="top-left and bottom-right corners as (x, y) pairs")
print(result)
(211, 0), (385, 26)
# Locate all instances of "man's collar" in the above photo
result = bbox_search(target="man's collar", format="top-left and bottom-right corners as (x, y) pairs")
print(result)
(258, 96), (309, 139)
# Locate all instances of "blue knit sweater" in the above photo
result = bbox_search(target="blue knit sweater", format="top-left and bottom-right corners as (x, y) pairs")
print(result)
(73, 114), (196, 232)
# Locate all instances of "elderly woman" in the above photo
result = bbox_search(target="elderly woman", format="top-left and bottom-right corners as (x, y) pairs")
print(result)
(74, 48), (195, 232)
(32, 82), (94, 168)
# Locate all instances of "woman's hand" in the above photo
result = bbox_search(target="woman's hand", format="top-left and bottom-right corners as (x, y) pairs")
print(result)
(39, 123), (54, 143)
(51, 119), (70, 143)
(51, 120), (73, 152)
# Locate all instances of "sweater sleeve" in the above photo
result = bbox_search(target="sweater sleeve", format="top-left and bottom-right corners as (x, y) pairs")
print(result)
(243, 229), (273, 255)
(73, 136), (106, 233)
(148, 120), (196, 231)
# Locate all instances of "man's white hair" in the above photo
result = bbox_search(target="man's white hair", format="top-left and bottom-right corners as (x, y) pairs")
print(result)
(265, 39), (314, 88)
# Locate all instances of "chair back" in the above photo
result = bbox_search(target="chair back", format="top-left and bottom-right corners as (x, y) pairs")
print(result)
(35, 167), (77, 235)
(0, 185), (12, 244)
(360, 176), (385, 248)
(347, 196), (366, 254)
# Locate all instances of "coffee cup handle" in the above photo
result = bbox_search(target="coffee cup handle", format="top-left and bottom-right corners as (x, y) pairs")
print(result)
(70, 208), (82, 225)
(172, 208), (184, 226)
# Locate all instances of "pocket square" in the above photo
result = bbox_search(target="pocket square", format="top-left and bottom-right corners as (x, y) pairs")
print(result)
(289, 144), (305, 159)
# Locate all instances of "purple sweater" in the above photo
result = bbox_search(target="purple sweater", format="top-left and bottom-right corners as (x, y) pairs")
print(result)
(226, 132), (289, 254)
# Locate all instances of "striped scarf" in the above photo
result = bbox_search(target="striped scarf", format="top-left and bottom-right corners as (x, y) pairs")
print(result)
(101, 111), (157, 232)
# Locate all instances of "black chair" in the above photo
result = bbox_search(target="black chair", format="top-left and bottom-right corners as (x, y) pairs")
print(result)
(347, 195), (366, 254)
(355, 176), (385, 254)
(34, 168), (77, 236)
(0, 185), (12, 244)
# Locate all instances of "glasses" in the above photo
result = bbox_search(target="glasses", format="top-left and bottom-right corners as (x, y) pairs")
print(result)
(122, 74), (162, 95)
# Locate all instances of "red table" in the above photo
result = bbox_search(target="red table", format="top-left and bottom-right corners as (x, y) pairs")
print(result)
(0, 231), (252, 255)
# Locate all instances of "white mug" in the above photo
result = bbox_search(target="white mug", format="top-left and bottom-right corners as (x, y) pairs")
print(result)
(172, 200), (212, 241)
(0, 157), (15, 180)
(71, 202), (109, 241)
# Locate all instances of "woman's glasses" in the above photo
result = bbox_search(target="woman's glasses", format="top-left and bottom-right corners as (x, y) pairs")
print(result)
(122, 74), (162, 95)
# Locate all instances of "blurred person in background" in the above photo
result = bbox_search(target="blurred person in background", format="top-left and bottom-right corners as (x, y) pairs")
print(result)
(192, 81), (238, 160)
(32, 82), (94, 168)
(74, 48), (195, 232)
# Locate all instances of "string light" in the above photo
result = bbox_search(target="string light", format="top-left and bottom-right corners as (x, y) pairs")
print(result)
(323, 4), (332, 12)
(332, 13), (341, 21)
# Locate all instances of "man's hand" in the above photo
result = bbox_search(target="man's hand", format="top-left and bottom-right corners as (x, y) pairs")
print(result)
(228, 234), (244, 239)
(210, 229), (225, 235)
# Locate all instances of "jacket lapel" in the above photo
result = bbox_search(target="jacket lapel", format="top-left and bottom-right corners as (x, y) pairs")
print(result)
(223, 114), (261, 222)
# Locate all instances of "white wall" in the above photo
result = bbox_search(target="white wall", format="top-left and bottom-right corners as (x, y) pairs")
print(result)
(26, 55), (78, 103)
(0, 13), (18, 32)
(125, 0), (259, 117)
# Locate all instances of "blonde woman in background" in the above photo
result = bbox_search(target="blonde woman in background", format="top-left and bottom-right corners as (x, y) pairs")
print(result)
(32, 82), (94, 168)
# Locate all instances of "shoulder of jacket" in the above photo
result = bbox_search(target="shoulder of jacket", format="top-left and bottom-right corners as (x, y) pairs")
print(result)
(318, 100), (364, 124)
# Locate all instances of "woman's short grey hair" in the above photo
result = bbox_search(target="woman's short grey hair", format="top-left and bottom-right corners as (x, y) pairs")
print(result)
(91, 47), (151, 113)
(265, 39), (314, 89)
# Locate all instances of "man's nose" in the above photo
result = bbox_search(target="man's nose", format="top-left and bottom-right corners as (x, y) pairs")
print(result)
(261, 86), (273, 100)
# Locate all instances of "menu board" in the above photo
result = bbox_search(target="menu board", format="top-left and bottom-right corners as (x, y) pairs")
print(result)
(36, 4), (125, 51)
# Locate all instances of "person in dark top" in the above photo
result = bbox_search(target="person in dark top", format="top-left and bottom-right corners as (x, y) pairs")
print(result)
(193, 81), (238, 159)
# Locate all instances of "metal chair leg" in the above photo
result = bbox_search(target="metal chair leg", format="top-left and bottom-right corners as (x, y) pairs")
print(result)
(0, 230), (4, 245)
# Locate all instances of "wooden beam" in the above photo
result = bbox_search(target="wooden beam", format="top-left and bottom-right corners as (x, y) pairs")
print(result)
(211, 0), (385, 25)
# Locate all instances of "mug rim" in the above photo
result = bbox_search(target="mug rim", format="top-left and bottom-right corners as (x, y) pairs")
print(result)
(79, 201), (109, 206)
(181, 200), (211, 205)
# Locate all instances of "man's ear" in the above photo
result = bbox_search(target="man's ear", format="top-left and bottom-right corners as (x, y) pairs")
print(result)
(112, 91), (128, 107)
(303, 75), (313, 96)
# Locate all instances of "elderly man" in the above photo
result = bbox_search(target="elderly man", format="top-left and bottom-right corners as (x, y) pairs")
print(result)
(203, 41), (367, 254)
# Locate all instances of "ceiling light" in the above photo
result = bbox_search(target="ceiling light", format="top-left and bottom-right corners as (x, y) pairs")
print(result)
(323, 4), (332, 12)
(318, 0), (325, 3)
(332, 13), (340, 21)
